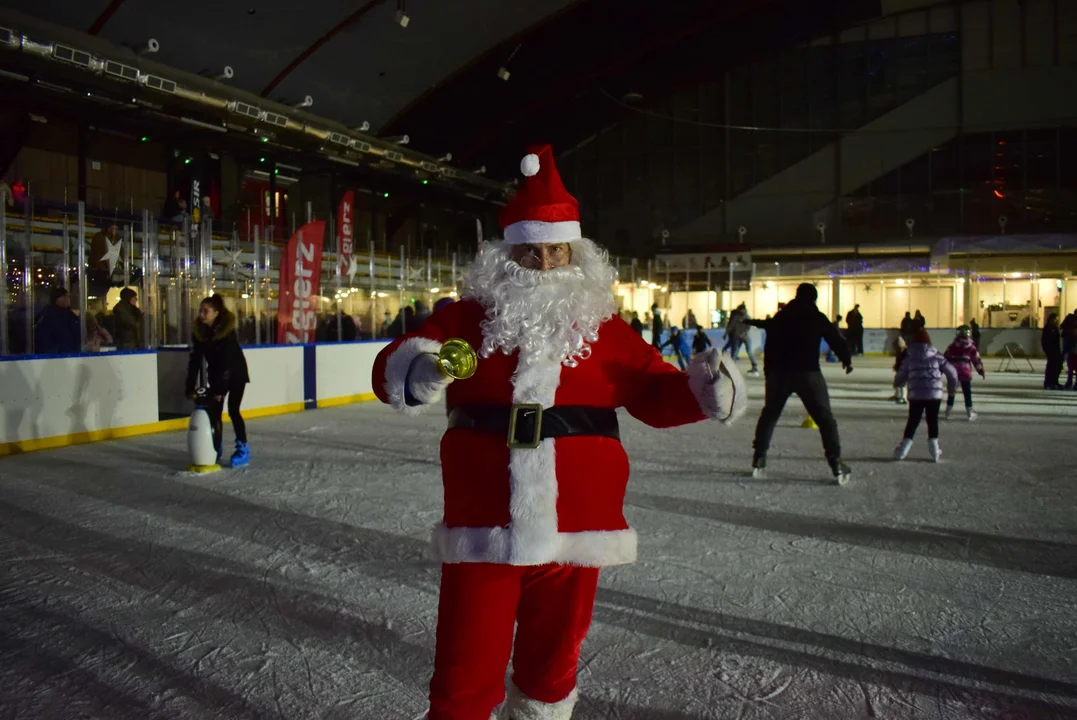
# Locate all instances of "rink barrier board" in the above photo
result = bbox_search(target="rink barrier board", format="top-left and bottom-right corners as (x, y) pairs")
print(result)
(0, 416), (189, 457)
(0, 351), (161, 454)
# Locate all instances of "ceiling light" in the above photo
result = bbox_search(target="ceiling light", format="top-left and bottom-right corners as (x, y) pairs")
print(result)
(394, 9), (410, 27)
(291, 95), (314, 110)
(430, 287), (440, 293)
(895, 278), (905, 285)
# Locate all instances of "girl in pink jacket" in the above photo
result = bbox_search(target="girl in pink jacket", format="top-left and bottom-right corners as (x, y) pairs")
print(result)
(943, 325), (985, 420)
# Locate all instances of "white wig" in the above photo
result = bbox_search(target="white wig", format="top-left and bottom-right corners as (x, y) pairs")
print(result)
(462, 238), (618, 367)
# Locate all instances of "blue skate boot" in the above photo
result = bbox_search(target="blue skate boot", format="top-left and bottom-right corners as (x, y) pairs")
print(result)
(230, 440), (250, 468)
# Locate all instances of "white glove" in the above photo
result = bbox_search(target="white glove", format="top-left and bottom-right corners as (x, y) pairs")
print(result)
(688, 348), (748, 425)
(405, 353), (453, 407)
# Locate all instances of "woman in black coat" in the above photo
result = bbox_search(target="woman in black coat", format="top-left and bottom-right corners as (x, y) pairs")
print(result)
(186, 295), (251, 466)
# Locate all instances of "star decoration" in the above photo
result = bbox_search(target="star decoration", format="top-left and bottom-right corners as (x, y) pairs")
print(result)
(346, 256), (360, 284)
(100, 237), (122, 273)
(221, 249), (243, 270)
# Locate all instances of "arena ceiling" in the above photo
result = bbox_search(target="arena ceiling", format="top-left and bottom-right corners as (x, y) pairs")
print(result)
(0, 0), (881, 179)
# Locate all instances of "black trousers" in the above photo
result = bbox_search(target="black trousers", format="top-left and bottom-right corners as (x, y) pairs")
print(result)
(206, 385), (247, 452)
(904, 399), (941, 439)
(753, 371), (841, 460)
(1045, 353), (1062, 388)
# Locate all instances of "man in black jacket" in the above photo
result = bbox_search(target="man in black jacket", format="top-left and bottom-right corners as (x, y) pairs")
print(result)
(650, 303), (664, 351)
(748, 283), (853, 485)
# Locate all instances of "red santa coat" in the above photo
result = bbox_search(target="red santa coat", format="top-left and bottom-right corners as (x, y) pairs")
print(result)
(372, 299), (716, 568)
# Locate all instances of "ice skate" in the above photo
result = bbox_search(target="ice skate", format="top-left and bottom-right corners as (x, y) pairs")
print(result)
(928, 438), (941, 463)
(751, 455), (766, 479)
(230, 440), (250, 468)
(828, 457), (851, 486)
(966, 409), (978, 421)
(747, 367), (760, 377)
(944, 406), (952, 420)
(894, 438), (913, 460)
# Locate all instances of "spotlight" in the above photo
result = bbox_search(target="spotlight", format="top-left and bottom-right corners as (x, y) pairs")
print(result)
(383, 134), (409, 145)
(437, 153), (452, 163)
(353, 121), (371, 133)
(496, 67), (511, 82)
(292, 95), (314, 110)
(472, 165), (487, 175)
(215, 66), (235, 81)
(394, 9), (410, 27)
(136, 38), (159, 56)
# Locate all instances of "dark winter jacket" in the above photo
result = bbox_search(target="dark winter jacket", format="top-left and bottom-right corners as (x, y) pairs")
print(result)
(1041, 326), (1062, 358)
(748, 298), (850, 374)
(185, 310), (250, 396)
(1061, 314), (1077, 353)
(943, 337), (985, 383)
(692, 328), (712, 354)
(845, 309), (863, 330)
(651, 312), (664, 344)
(630, 317), (644, 335)
(895, 342), (958, 400)
(35, 304), (81, 354)
(725, 308), (749, 342)
(112, 300), (144, 350)
(970, 322), (981, 349)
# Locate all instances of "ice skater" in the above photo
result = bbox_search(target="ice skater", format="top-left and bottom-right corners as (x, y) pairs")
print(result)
(691, 325), (712, 357)
(943, 325), (985, 420)
(661, 326), (691, 369)
(747, 283), (853, 485)
(186, 294), (251, 467)
(372, 145), (746, 720)
(893, 329), (958, 462)
(890, 336), (909, 404)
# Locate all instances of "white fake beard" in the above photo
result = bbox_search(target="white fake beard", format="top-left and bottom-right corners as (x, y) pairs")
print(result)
(462, 238), (617, 367)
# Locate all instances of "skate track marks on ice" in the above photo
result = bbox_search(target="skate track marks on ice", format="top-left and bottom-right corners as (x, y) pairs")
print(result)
(1, 364), (1075, 719)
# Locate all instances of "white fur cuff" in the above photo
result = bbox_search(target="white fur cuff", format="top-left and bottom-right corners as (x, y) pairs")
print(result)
(506, 680), (579, 720)
(383, 337), (446, 415)
(688, 349), (747, 425)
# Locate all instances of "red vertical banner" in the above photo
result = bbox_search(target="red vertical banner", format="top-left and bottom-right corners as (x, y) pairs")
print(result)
(337, 190), (354, 274)
(277, 220), (326, 344)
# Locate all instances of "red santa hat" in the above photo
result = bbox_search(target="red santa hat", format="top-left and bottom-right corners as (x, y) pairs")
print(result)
(498, 144), (581, 245)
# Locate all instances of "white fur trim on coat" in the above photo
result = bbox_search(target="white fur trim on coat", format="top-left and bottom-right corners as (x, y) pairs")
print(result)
(383, 337), (445, 415)
(503, 220), (582, 245)
(430, 524), (638, 567)
(431, 346), (638, 568)
(687, 349), (747, 425)
(506, 680), (579, 720)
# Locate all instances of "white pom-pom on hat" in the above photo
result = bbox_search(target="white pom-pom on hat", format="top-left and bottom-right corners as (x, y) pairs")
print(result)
(520, 153), (540, 177)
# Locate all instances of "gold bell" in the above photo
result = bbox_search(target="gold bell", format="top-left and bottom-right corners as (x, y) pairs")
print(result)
(437, 338), (478, 380)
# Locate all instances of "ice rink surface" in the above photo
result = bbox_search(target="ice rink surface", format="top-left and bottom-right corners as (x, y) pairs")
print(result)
(1, 360), (1076, 719)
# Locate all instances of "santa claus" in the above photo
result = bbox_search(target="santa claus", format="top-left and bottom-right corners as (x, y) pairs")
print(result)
(371, 144), (747, 720)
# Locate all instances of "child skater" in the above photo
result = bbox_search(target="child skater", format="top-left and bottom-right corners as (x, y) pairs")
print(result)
(691, 325), (712, 358)
(943, 325), (985, 420)
(890, 335), (909, 404)
(186, 294), (251, 467)
(893, 329), (958, 462)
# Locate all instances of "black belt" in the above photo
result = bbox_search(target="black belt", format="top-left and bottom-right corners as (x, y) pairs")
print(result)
(447, 404), (620, 449)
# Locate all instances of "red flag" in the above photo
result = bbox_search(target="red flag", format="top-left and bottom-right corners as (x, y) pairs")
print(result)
(337, 190), (354, 274)
(277, 220), (326, 344)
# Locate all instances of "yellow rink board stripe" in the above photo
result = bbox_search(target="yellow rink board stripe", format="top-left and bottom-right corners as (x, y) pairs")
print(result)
(0, 398), (377, 457)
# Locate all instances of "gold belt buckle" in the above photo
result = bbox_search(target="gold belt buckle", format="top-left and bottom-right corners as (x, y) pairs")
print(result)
(507, 404), (543, 449)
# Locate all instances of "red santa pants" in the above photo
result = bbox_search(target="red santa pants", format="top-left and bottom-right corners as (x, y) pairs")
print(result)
(427, 562), (600, 720)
